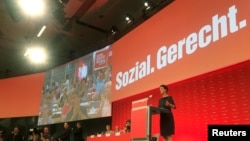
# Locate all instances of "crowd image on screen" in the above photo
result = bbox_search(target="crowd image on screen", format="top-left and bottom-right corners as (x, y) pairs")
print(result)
(38, 48), (112, 126)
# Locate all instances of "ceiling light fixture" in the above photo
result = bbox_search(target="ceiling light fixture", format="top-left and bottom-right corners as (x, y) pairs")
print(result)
(144, 2), (151, 10)
(125, 14), (134, 24)
(142, 0), (157, 19)
(24, 48), (31, 57)
(24, 47), (46, 63)
(19, 0), (45, 16)
(125, 16), (131, 23)
(110, 26), (119, 35)
(37, 25), (47, 37)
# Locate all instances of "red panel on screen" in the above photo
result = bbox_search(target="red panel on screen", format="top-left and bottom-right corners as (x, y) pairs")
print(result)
(0, 73), (44, 118)
(111, 0), (250, 101)
(112, 61), (250, 141)
(93, 47), (112, 70)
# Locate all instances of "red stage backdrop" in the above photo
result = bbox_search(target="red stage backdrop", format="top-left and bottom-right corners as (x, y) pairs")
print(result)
(0, 73), (44, 118)
(112, 61), (250, 141)
(111, 0), (250, 102)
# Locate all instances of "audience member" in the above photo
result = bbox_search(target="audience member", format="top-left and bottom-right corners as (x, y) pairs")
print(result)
(67, 90), (87, 121)
(60, 97), (71, 121)
(0, 130), (6, 141)
(93, 69), (109, 96)
(40, 126), (51, 141)
(78, 78), (88, 100)
(28, 128), (39, 141)
(58, 123), (71, 141)
(7, 127), (23, 141)
(73, 122), (83, 141)
(96, 80), (111, 117)
(38, 103), (54, 125)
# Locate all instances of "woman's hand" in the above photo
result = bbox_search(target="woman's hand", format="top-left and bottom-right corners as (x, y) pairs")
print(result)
(165, 100), (170, 106)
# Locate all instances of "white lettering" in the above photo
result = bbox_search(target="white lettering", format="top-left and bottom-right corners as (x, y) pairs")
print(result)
(168, 44), (178, 64)
(122, 72), (129, 86)
(199, 25), (212, 48)
(129, 67), (135, 84)
(228, 5), (238, 33)
(139, 61), (147, 78)
(212, 129), (219, 136)
(177, 39), (185, 59)
(186, 33), (198, 54)
(115, 55), (151, 90)
(212, 14), (228, 42)
(157, 46), (167, 69)
(115, 72), (122, 90)
(115, 5), (247, 90)
(212, 129), (247, 136)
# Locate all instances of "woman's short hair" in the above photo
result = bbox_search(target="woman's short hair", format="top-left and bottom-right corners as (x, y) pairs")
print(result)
(160, 84), (168, 92)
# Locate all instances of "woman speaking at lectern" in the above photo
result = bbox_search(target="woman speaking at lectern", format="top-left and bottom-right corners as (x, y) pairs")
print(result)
(158, 84), (176, 141)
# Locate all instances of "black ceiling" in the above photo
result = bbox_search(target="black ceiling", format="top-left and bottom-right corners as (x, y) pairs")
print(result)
(0, 0), (174, 79)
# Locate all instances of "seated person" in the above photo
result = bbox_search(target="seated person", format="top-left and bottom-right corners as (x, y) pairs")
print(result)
(114, 126), (120, 134)
(121, 119), (131, 133)
(104, 125), (113, 134)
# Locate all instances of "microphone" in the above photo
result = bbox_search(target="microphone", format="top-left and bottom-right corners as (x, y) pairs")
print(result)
(148, 94), (153, 106)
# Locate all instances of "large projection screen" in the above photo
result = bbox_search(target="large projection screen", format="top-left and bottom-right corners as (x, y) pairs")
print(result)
(38, 46), (112, 125)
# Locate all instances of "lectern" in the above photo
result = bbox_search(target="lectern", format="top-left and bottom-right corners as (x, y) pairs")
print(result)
(131, 98), (169, 141)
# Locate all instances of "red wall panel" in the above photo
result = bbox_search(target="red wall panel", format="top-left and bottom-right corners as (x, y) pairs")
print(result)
(112, 60), (250, 141)
(0, 73), (44, 118)
(112, 0), (250, 101)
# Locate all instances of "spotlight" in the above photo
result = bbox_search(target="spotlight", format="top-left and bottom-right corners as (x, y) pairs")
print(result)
(143, 0), (155, 12)
(19, 0), (45, 16)
(125, 14), (134, 24)
(37, 25), (47, 37)
(110, 26), (119, 35)
(109, 26), (120, 40)
(142, 0), (155, 18)
(144, 2), (152, 10)
(24, 47), (47, 63)
(125, 16), (132, 24)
